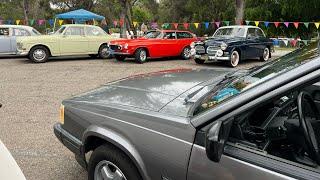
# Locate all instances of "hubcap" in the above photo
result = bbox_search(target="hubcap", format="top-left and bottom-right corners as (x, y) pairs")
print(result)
(101, 47), (110, 57)
(231, 51), (239, 67)
(263, 48), (269, 61)
(183, 48), (191, 58)
(140, 51), (146, 61)
(94, 161), (127, 180)
(33, 49), (46, 61)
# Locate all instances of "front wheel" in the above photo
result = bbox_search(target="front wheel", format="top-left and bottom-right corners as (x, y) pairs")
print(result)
(98, 44), (111, 59)
(260, 47), (270, 61)
(88, 144), (142, 180)
(181, 46), (192, 60)
(228, 50), (240, 67)
(29, 46), (49, 63)
(135, 48), (147, 64)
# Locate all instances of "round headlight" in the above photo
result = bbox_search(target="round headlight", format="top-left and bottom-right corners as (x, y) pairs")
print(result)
(124, 43), (129, 49)
(220, 43), (228, 50)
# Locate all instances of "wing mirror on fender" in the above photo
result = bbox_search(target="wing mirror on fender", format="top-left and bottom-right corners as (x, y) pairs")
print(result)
(205, 119), (232, 162)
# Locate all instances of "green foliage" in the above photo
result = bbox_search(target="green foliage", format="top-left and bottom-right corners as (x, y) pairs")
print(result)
(132, 6), (152, 22)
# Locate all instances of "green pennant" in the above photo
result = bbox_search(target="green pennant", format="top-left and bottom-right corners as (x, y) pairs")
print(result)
(245, 21), (250, 25)
(302, 40), (308, 45)
(224, 21), (230, 26)
(162, 23), (170, 29)
(29, 19), (35, 26)
(304, 22), (309, 28)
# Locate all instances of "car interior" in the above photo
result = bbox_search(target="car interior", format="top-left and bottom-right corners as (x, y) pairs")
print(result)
(229, 82), (320, 168)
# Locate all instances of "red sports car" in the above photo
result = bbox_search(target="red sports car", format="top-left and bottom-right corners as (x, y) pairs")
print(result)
(109, 30), (198, 63)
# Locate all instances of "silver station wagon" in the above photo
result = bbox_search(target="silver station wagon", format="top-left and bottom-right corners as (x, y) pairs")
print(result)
(55, 42), (320, 180)
(0, 25), (40, 55)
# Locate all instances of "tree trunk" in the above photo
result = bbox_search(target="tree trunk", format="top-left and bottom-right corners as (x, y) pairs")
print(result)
(235, 0), (245, 25)
(22, 0), (29, 25)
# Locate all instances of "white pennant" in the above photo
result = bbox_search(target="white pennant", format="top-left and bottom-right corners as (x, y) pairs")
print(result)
(283, 40), (289, 46)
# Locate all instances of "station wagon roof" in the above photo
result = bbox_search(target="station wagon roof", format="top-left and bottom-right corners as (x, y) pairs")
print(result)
(61, 24), (100, 28)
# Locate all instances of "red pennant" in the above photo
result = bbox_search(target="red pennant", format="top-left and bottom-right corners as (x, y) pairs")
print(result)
(183, 23), (189, 29)
(113, 20), (118, 27)
(291, 39), (298, 47)
(173, 23), (179, 29)
(274, 22), (280, 28)
(293, 22), (299, 29)
(119, 18), (124, 27)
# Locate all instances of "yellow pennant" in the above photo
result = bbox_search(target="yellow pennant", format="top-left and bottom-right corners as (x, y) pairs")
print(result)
(133, 21), (138, 27)
(255, 21), (260, 27)
(194, 23), (199, 29)
(15, 20), (20, 25)
(58, 20), (64, 26)
(315, 22), (320, 29)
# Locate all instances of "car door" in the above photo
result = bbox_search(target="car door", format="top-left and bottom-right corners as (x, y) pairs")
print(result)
(0, 27), (14, 54)
(161, 32), (179, 57)
(245, 28), (260, 59)
(60, 26), (88, 55)
(176, 32), (195, 54)
(85, 26), (105, 53)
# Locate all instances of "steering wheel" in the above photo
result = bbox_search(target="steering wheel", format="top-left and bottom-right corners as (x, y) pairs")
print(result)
(297, 92), (320, 164)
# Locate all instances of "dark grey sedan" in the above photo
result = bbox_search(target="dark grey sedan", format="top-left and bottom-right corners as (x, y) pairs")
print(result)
(54, 42), (320, 180)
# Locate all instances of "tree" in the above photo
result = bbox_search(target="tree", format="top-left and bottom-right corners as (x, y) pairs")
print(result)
(235, 0), (245, 24)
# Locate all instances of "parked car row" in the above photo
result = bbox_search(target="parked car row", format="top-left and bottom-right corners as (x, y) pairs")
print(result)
(1, 24), (274, 67)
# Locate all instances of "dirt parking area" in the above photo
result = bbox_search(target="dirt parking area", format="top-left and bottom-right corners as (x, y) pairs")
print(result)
(0, 54), (286, 180)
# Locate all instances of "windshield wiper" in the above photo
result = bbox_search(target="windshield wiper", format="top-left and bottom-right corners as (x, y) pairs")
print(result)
(184, 86), (207, 104)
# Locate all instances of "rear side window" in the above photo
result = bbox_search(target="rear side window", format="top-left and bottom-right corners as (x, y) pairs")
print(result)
(64, 27), (84, 36)
(0, 28), (10, 36)
(247, 28), (265, 38)
(13, 28), (30, 36)
(85, 27), (104, 36)
(164, 32), (176, 39)
(177, 32), (193, 39)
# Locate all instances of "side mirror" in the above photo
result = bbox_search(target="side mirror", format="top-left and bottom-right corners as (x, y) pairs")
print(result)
(205, 120), (231, 162)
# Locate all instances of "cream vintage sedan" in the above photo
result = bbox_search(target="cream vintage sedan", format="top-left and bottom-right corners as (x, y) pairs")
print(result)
(16, 24), (118, 63)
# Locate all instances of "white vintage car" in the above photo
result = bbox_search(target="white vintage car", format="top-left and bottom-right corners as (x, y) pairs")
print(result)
(0, 25), (40, 55)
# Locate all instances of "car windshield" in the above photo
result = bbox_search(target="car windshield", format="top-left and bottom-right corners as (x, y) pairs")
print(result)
(55, 26), (66, 35)
(213, 27), (246, 38)
(144, 31), (162, 38)
(194, 41), (320, 116)
(31, 28), (41, 35)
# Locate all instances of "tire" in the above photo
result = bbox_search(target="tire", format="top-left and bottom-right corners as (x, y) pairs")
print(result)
(88, 144), (142, 180)
(181, 46), (191, 60)
(115, 55), (126, 61)
(89, 54), (98, 59)
(260, 47), (270, 61)
(98, 44), (111, 59)
(29, 46), (49, 63)
(228, 50), (240, 67)
(195, 58), (205, 64)
(135, 48), (147, 64)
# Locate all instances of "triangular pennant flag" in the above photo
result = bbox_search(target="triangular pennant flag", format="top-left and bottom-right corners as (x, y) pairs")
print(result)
(29, 19), (35, 26)
(15, 20), (21, 25)
(291, 39), (298, 47)
(304, 22), (309, 28)
(302, 40), (308, 45)
(194, 23), (199, 29)
(215, 21), (221, 28)
(293, 22), (299, 29)
(245, 21), (250, 25)
(48, 19), (54, 27)
(183, 23), (189, 29)
(133, 21), (138, 27)
(119, 18), (124, 27)
(6, 20), (12, 25)
(204, 22), (210, 29)
(173, 23), (179, 29)
(224, 21), (230, 26)
(162, 23), (169, 29)
(113, 20), (118, 27)
(264, 21), (269, 27)
(284, 22), (289, 28)
(315, 22), (320, 29)
(283, 39), (289, 46)
(254, 21), (260, 27)
(37, 19), (45, 25)
(58, 19), (64, 26)
(274, 22), (280, 28)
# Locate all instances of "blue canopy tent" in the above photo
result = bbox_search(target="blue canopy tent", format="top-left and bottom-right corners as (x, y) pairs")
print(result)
(54, 9), (105, 29)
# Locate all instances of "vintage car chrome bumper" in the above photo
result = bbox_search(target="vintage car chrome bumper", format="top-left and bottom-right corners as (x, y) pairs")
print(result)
(194, 54), (230, 61)
(16, 50), (29, 56)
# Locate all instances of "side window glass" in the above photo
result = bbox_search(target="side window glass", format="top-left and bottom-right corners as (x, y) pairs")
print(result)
(64, 27), (84, 36)
(255, 29), (265, 38)
(0, 28), (9, 36)
(86, 27), (102, 36)
(164, 32), (176, 39)
(13, 28), (30, 36)
(247, 28), (255, 38)
(177, 32), (192, 39)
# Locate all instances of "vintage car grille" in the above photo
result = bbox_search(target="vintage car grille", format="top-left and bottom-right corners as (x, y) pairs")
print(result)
(195, 45), (205, 54)
(110, 45), (122, 51)
(206, 46), (220, 55)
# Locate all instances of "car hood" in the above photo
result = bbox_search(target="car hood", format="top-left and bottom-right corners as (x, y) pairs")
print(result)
(67, 68), (232, 112)
(204, 37), (245, 46)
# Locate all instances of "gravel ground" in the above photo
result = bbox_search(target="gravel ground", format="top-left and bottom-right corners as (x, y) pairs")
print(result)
(0, 52), (289, 180)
